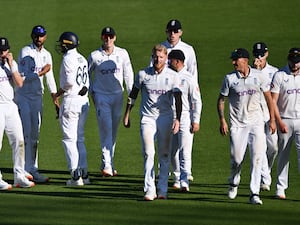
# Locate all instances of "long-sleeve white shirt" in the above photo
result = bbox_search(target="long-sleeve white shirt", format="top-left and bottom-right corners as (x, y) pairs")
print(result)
(16, 43), (57, 98)
(0, 60), (18, 103)
(88, 46), (134, 95)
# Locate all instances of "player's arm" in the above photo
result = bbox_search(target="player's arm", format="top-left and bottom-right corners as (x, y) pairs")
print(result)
(123, 85), (139, 128)
(272, 92), (288, 133)
(172, 91), (182, 134)
(217, 94), (228, 136)
(7, 53), (23, 87)
(263, 91), (276, 134)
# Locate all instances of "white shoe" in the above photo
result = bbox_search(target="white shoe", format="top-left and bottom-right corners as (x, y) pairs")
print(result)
(0, 179), (12, 190)
(173, 181), (180, 189)
(14, 176), (35, 188)
(144, 191), (157, 201)
(228, 186), (238, 199)
(250, 195), (263, 205)
(188, 175), (194, 182)
(275, 189), (286, 199)
(261, 184), (270, 191)
(24, 171), (33, 181)
(66, 177), (84, 186)
(31, 171), (49, 183)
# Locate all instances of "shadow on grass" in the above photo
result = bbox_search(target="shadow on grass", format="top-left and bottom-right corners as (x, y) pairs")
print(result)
(1, 167), (299, 205)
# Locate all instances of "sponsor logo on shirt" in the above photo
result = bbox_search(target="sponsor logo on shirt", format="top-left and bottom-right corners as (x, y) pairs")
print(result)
(237, 89), (257, 96)
(286, 88), (300, 94)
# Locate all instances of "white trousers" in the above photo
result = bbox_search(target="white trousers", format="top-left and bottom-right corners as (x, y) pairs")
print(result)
(228, 124), (266, 195)
(141, 114), (173, 195)
(276, 118), (300, 192)
(171, 112), (194, 187)
(0, 102), (26, 178)
(94, 92), (123, 172)
(15, 94), (42, 173)
(261, 121), (278, 186)
(60, 97), (89, 172)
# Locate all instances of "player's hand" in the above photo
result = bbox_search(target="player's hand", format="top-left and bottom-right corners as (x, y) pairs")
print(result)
(219, 119), (228, 136)
(123, 111), (131, 128)
(278, 120), (288, 133)
(172, 119), (180, 134)
(269, 120), (277, 134)
(38, 64), (51, 76)
(78, 86), (88, 96)
(253, 58), (262, 70)
(55, 104), (60, 119)
(190, 122), (200, 133)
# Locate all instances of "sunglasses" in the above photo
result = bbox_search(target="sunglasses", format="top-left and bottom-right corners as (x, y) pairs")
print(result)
(167, 29), (181, 34)
(102, 34), (115, 39)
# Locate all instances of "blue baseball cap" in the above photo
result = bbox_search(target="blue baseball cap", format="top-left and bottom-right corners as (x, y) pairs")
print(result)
(31, 25), (47, 36)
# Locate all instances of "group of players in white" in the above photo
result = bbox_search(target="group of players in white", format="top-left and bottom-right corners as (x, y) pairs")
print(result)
(217, 44), (300, 205)
(0, 19), (299, 205)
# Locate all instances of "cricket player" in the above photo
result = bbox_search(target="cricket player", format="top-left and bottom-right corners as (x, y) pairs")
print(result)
(123, 44), (182, 201)
(0, 37), (35, 189)
(252, 42), (278, 191)
(168, 49), (202, 192)
(160, 19), (199, 182)
(54, 31), (90, 186)
(15, 25), (58, 183)
(271, 48), (300, 200)
(88, 26), (134, 177)
(217, 48), (276, 205)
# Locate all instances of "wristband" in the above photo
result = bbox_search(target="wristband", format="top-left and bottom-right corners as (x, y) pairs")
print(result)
(127, 97), (135, 105)
(11, 65), (18, 73)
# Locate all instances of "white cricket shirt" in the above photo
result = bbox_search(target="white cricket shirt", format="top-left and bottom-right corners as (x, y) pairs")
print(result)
(161, 39), (198, 82)
(16, 43), (57, 98)
(259, 63), (278, 121)
(88, 46), (134, 95)
(135, 66), (180, 118)
(59, 48), (89, 98)
(177, 66), (202, 123)
(0, 60), (18, 103)
(271, 65), (300, 119)
(220, 67), (270, 127)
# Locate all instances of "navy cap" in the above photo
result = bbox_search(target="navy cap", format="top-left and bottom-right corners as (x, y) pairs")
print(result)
(168, 49), (185, 61)
(288, 47), (300, 64)
(230, 48), (250, 60)
(166, 19), (182, 31)
(0, 37), (10, 51)
(253, 42), (268, 58)
(101, 27), (116, 36)
(31, 25), (47, 36)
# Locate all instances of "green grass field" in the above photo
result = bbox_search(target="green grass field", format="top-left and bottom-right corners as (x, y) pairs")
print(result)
(0, 0), (300, 224)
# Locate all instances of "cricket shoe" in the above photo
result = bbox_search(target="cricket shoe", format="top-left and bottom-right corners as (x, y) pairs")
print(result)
(275, 190), (286, 200)
(24, 171), (33, 181)
(144, 191), (157, 201)
(14, 176), (35, 188)
(181, 186), (190, 193)
(173, 181), (180, 190)
(188, 175), (194, 182)
(31, 171), (49, 183)
(0, 179), (12, 190)
(82, 176), (91, 185)
(158, 191), (167, 200)
(101, 169), (113, 177)
(260, 184), (270, 191)
(113, 170), (118, 176)
(228, 185), (238, 199)
(66, 177), (84, 186)
(249, 195), (263, 205)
